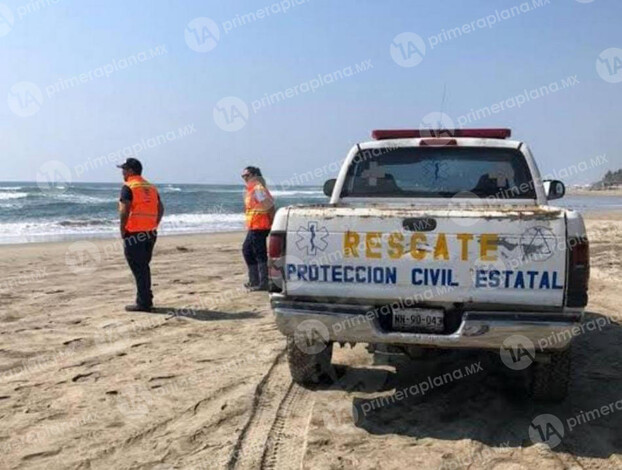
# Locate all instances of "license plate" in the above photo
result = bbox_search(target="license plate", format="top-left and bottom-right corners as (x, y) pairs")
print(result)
(393, 308), (444, 332)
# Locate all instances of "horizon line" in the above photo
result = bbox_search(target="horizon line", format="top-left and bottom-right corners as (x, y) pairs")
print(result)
(0, 180), (322, 187)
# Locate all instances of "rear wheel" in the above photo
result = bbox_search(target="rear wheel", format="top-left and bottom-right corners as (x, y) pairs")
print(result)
(286, 336), (333, 385)
(530, 347), (571, 402)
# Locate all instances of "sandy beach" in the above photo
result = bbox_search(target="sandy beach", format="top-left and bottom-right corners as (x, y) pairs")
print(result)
(0, 211), (621, 470)
(568, 188), (622, 197)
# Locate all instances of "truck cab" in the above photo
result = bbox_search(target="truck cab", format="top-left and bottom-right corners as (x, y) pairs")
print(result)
(268, 128), (589, 401)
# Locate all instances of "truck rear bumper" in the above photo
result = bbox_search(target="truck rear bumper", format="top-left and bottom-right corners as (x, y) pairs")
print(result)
(271, 297), (582, 351)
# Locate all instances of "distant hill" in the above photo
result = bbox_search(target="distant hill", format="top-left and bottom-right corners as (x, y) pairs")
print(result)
(593, 169), (622, 189)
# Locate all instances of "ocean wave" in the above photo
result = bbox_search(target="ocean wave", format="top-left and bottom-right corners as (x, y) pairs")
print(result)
(205, 188), (242, 194)
(0, 202), (22, 209)
(0, 192), (28, 200)
(51, 193), (117, 204)
(0, 183), (329, 244)
(58, 219), (115, 227)
(0, 220), (114, 234)
(201, 187), (323, 197)
(160, 212), (244, 230)
(271, 190), (324, 197)
(0, 212), (245, 244)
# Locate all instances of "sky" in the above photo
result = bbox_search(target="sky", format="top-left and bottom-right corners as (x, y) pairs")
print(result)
(0, 0), (621, 186)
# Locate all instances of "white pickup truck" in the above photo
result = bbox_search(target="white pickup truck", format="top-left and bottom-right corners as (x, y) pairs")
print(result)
(268, 128), (589, 401)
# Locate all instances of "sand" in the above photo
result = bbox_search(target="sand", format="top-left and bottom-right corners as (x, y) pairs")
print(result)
(0, 213), (621, 470)
(568, 188), (622, 197)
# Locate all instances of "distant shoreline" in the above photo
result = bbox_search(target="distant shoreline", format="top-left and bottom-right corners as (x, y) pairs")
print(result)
(567, 188), (622, 197)
(0, 181), (321, 188)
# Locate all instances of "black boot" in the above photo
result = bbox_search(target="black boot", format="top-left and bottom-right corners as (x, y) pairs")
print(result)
(253, 262), (269, 291)
(246, 264), (260, 289)
(125, 304), (153, 313)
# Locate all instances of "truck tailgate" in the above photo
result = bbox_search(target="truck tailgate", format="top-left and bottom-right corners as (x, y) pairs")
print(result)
(283, 206), (567, 308)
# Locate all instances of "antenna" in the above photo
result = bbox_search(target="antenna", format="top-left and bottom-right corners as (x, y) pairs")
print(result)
(439, 83), (447, 123)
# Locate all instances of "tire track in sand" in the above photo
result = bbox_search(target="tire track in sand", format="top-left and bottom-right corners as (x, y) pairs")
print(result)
(227, 350), (315, 470)
(260, 382), (315, 470)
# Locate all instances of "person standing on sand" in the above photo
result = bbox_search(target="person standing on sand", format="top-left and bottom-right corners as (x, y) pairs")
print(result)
(117, 158), (164, 312)
(242, 166), (275, 291)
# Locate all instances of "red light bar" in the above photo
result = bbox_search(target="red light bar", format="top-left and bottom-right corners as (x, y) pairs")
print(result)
(371, 128), (511, 140)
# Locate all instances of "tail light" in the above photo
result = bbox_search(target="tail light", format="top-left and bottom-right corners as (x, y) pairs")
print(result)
(268, 231), (286, 293)
(566, 236), (589, 307)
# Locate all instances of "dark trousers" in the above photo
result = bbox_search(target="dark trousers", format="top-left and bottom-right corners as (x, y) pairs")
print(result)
(124, 231), (157, 307)
(242, 229), (270, 287)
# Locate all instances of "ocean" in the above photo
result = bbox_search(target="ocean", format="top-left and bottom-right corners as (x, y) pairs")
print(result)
(0, 182), (325, 244)
(0, 182), (620, 245)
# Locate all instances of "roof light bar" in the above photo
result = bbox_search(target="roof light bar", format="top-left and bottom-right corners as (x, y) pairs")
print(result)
(371, 128), (511, 140)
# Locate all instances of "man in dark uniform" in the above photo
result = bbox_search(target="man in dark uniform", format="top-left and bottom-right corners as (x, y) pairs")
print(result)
(117, 158), (164, 312)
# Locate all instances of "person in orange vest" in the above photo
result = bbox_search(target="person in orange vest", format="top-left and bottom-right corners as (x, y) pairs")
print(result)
(117, 158), (164, 312)
(241, 166), (275, 291)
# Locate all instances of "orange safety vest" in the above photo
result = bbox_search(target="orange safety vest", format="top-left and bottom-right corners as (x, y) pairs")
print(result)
(244, 180), (274, 230)
(124, 175), (160, 233)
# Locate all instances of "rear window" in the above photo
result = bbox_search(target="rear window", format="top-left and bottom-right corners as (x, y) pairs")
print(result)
(342, 146), (536, 199)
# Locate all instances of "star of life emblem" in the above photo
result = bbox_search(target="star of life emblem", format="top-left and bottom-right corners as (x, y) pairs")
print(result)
(296, 221), (329, 256)
(519, 226), (556, 261)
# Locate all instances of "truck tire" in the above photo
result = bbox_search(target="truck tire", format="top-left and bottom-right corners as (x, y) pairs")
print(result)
(529, 347), (571, 402)
(286, 336), (333, 385)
